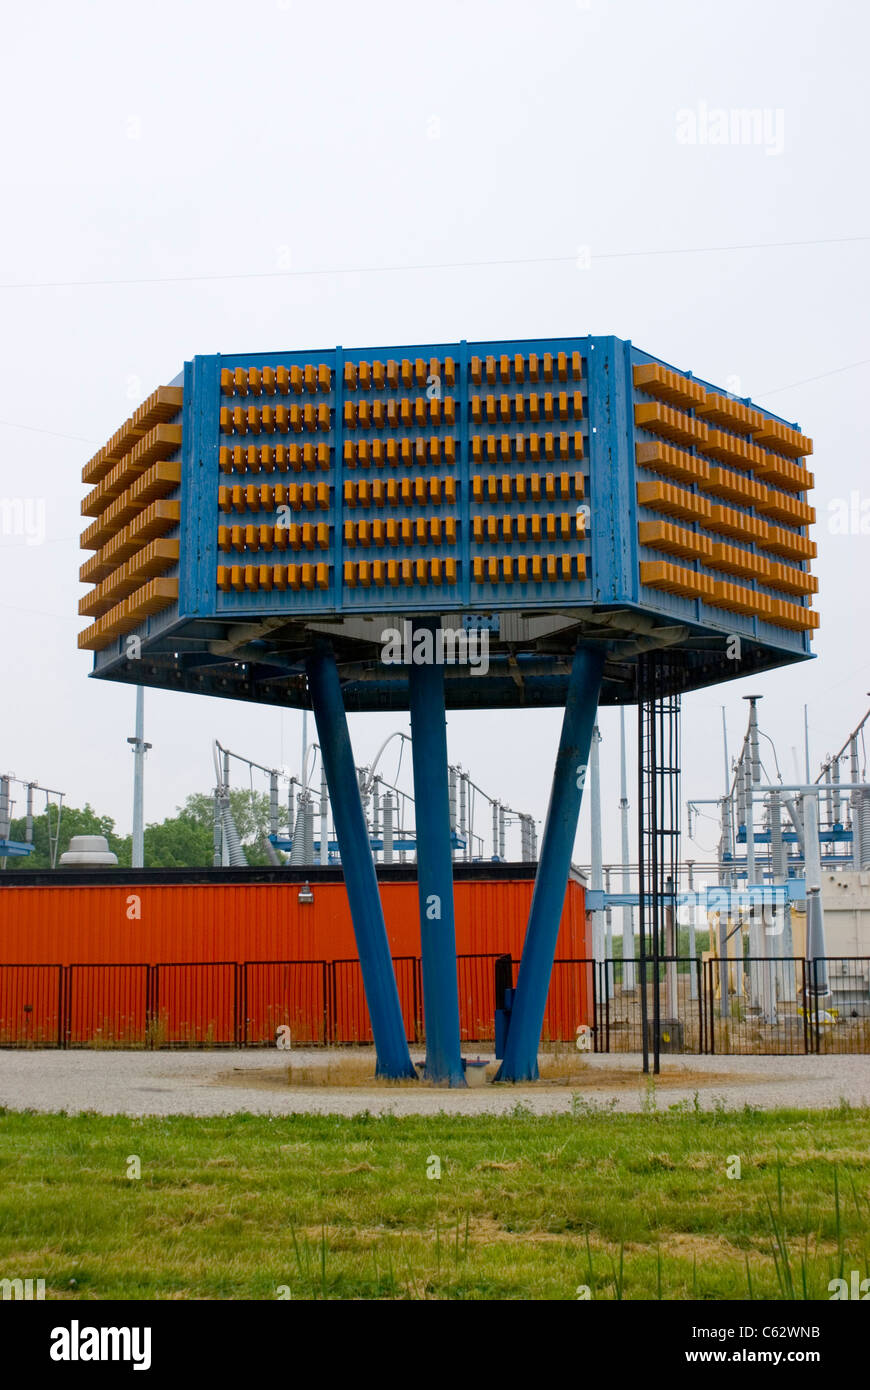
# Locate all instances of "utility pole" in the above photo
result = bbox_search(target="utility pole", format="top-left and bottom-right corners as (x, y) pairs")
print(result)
(743, 696), (761, 1012)
(686, 859), (697, 1000)
(804, 705), (811, 784)
(301, 709), (308, 792)
(768, 788), (794, 1005)
(744, 694), (778, 1023)
(127, 686), (151, 869)
(718, 793), (732, 1019)
(802, 791), (829, 1000)
(320, 764), (329, 865)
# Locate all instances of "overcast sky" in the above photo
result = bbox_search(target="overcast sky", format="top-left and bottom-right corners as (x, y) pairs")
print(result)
(1, 0), (867, 869)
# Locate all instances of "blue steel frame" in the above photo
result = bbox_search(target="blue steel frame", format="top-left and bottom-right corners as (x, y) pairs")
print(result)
(496, 643), (605, 1081)
(305, 642), (416, 1079)
(408, 623), (466, 1086)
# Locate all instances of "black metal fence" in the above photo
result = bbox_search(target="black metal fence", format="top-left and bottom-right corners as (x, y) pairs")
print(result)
(594, 956), (870, 1056)
(596, 956), (709, 1054)
(702, 956), (870, 1056)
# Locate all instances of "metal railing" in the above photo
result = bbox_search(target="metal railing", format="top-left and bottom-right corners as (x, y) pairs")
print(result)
(0, 955), (867, 1053)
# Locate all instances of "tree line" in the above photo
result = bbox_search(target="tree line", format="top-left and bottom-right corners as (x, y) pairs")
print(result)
(4, 791), (280, 869)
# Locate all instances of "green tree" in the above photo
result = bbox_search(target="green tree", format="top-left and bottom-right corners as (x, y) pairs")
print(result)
(4, 790), (282, 872)
(142, 812), (214, 868)
(5, 803), (131, 870)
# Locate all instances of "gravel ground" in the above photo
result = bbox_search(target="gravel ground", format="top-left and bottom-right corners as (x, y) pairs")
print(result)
(0, 1049), (868, 1117)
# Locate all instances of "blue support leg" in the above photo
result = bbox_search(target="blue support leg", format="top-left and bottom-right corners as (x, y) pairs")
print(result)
(408, 628), (466, 1086)
(497, 644), (605, 1081)
(305, 643), (417, 1080)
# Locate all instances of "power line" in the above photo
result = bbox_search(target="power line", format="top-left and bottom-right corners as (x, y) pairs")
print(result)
(0, 418), (99, 444)
(758, 356), (870, 397)
(0, 233), (866, 292)
(0, 249), (866, 446)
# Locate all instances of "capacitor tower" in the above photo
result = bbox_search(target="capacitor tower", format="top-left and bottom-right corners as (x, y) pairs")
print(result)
(77, 336), (817, 1082)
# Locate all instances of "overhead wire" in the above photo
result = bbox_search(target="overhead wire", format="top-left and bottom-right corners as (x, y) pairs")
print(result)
(1, 233), (866, 292)
(759, 356), (870, 398)
(758, 731), (783, 782)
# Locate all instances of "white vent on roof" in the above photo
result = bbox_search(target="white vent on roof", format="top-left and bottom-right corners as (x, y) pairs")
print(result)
(59, 835), (118, 867)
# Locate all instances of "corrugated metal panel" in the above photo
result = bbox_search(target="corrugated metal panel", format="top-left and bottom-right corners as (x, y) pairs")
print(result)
(66, 963), (149, 1047)
(0, 964), (63, 1046)
(545, 960), (595, 1042)
(153, 963), (238, 1046)
(243, 961), (328, 1045)
(0, 878), (588, 964)
(457, 955), (500, 1040)
(330, 959), (373, 1044)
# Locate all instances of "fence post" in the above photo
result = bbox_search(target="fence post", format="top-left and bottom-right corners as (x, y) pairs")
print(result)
(152, 966), (160, 1050)
(591, 958), (599, 1053)
(63, 965), (72, 1049)
(703, 960), (709, 1054)
(701, 957), (706, 1054)
(700, 960), (706, 1054)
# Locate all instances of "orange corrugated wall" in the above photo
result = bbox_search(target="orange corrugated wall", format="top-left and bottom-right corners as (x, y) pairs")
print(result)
(0, 878), (588, 964)
(0, 879), (591, 1042)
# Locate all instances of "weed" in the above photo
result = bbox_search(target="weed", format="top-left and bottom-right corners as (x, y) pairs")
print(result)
(1, 1106), (867, 1300)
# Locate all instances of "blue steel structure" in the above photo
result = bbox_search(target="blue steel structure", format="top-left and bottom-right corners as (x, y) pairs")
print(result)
(305, 643), (417, 1079)
(585, 882), (809, 911)
(408, 622), (466, 1084)
(78, 336), (817, 1083)
(497, 644), (604, 1080)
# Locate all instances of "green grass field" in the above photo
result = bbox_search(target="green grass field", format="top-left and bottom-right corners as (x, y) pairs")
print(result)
(1, 1100), (868, 1300)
